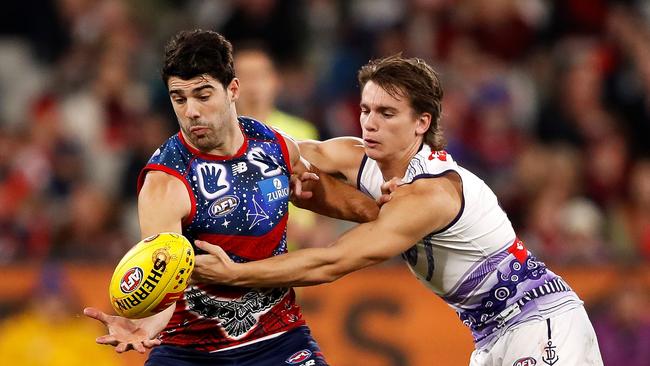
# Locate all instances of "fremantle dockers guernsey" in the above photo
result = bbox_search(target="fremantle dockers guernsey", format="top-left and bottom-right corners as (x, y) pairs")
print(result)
(358, 144), (583, 348)
(137, 117), (304, 352)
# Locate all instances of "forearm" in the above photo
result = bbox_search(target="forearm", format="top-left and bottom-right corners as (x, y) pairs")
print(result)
(228, 247), (350, 288)
(293, 168), (379, 223)
(135, 303), (175, 338)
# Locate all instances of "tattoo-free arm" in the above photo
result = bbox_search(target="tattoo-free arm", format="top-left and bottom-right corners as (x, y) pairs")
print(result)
(281, 133), (379, 223)
(215, 177), (461, 287)
(85, 170), (191, 353)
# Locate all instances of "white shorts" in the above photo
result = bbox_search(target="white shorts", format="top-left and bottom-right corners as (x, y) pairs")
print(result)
(469, 306), (603, 366)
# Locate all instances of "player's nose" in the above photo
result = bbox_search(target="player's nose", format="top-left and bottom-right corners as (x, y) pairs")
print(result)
(184, 100), (201, 119)
(361, 113), (378, 131)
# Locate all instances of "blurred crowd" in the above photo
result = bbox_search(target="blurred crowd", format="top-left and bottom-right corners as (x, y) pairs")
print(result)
(1, 1), (650, 365)
(0, 0), (649, 268)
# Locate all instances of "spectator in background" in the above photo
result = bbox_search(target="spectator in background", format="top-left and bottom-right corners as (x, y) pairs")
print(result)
(608, 159), (650, 262)
(234, 44), (339, 249)
(234, 45), (318, 141)
(0, 264), (120, 366)
(591, 268), (650, 366)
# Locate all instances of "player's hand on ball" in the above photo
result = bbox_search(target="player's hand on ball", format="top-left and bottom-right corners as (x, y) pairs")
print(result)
(83, 307), (161, 353)
(290, 171), (319, 200)
(193, 240), (237, 285)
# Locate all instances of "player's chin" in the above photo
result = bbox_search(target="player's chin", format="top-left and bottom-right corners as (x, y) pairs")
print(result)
(364, 148), (383, 160)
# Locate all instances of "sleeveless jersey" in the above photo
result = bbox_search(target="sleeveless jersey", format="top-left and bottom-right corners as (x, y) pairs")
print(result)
(137, 117), (305, 352)
(358, 144), (582, 348)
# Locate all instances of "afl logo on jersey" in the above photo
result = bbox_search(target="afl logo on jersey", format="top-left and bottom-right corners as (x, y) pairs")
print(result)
(209, 195), (240, 218)
(120, 267), (143, 294)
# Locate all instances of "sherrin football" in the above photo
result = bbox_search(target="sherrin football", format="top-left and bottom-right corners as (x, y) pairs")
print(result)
(109, 232), (194, 319)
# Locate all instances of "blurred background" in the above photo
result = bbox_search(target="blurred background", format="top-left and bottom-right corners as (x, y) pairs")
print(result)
(1, 0), (649, 365)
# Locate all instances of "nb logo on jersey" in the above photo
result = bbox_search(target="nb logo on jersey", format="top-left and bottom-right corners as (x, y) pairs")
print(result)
(197, 163), (230, 200)
(248, 147), (282, 177)
(231, 162), (248, 175)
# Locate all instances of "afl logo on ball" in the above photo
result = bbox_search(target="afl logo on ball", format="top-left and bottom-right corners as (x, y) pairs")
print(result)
(120, 267), (144, 293)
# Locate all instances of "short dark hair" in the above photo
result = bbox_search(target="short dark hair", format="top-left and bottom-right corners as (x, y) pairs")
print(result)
(358, 55), (446, 150)
(161, 29), (235, 88)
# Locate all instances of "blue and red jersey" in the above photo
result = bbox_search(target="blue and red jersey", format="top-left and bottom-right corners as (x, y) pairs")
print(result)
(137, 117), (305, 352)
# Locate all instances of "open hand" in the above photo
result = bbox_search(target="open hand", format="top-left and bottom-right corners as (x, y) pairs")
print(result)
(192, 240), (237, 285)
(83, 307), (161, 353)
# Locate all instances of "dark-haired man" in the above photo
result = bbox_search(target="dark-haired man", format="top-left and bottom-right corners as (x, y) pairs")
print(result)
(84, 29), (378, 366)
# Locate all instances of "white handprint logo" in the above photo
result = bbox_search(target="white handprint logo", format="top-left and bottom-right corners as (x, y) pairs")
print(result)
(248, 147), (282, 177)
(196, 163), (230, 200)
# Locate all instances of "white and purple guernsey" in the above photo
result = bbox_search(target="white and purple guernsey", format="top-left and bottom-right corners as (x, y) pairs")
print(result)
(357, 144), (582, 348)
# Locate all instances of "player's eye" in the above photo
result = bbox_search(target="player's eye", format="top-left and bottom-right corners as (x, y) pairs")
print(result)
(173, 98), (186, 104)
(198, 95), (211, 102)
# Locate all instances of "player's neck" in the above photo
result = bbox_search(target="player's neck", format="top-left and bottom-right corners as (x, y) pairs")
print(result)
(213, 112), (244, 156)
(377, 140), (422, 181)
(215, 120), (245, 156)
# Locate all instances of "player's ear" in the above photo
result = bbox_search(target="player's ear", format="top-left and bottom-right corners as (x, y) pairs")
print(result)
(228, 78), (240, 102)
(415, 113), (431, 136)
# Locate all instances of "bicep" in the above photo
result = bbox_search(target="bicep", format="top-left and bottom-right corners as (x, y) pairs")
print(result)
(332, 181), (458, 268)
(138, 171), (191, 239)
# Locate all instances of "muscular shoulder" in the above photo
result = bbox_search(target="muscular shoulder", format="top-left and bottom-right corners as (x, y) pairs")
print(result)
(139, 171), (190, 209)
(390, 174), (462, 232)
(298, 137), (365, 183)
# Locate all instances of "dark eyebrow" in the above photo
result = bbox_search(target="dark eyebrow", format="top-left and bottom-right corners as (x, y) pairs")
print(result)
(169, 84), (216, 96)
(360, 103), (398, 113)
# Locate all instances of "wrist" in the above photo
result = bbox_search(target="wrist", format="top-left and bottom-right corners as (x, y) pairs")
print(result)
(228, 262), (246, 286)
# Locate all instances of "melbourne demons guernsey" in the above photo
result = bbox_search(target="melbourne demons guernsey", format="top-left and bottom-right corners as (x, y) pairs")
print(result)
(358, 144), (582, 348)
(137, 117), (305, 352)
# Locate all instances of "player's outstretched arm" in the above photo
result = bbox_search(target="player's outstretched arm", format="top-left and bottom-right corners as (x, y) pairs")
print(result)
(84, 170), (191, 353)
(193, 176), (461, 287)
(282, 134), (379, 223)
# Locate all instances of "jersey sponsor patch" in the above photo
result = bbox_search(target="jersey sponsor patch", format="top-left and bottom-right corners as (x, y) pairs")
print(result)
(258, 176), (290, 204)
